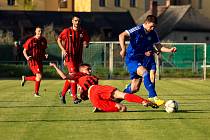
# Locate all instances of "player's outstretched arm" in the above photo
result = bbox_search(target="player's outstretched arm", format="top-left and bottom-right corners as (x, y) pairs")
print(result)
(49, 62), (67, 79)
(155, 43), (176, 53)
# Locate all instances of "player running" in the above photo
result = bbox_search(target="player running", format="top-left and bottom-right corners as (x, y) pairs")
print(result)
(57, 15), (90, 104)
(49, 62), (158, 112)
(119, 15), (176, 106)
(21, 26), (48, 97)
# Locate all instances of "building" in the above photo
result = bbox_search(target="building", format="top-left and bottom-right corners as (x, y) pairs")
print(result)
(0, 10), (136, 43)
(1, 0), (210, 43)
(1, 0), (210, 21)
(0, 0), (146, 20)
(137, 0), (210, 43)
(0, 0), (73, 11)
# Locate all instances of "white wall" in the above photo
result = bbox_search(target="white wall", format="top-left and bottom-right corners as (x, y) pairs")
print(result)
(162, 31), (210, 43)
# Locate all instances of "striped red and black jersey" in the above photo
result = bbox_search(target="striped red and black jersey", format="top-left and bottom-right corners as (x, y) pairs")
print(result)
(67, 72), (99, 91)
(23, 36), (47, 64)
(58, 27), (90, 64)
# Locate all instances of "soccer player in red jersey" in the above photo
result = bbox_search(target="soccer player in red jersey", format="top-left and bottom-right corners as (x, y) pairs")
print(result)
(49, 62), (158, 112)
(57, 15), (90, 104)
(21, 26), (48, 97)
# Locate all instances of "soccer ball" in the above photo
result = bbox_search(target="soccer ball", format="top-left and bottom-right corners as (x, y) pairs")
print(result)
(164, 100), (178, 113)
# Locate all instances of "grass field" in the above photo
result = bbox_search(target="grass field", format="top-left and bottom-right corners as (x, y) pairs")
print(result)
(0, 79), (210, 140)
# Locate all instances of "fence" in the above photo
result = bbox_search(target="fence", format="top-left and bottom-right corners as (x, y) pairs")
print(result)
(81, 42), (208, 79)
(0, 42), (209, 79)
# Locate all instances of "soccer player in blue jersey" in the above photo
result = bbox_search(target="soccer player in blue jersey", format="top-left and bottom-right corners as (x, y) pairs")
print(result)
(119, 15), (176, 106)
(143, 46), (158, 87)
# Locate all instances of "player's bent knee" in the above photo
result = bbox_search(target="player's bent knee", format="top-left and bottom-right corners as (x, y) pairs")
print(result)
(137, 66), (147, 76)
(36, 74), (42, 81)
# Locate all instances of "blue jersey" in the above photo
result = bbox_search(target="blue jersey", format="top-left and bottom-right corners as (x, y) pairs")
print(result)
(126, 24), (159, 60)
(125, 24), (159, 79)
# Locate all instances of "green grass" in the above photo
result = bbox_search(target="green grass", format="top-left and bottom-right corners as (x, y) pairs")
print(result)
(0, 79), (210, 140)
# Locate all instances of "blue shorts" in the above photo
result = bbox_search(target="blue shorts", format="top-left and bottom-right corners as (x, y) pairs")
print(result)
(126, 56), (156, 79)
(143, 56), (156, 71)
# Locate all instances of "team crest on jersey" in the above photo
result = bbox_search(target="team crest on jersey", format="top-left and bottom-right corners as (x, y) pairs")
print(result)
(147, 36), (152, 41)
(41, 42), (45, 45)
(80, 34), (83, 38)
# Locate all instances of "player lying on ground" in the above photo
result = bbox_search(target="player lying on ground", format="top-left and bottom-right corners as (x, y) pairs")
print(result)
(49, 62), (159, 112)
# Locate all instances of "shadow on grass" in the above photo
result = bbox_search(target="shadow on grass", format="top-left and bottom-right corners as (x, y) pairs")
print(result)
(1, 115), (210, 123)
(0, 105), (92, 108)
(127, 109), (210, 113)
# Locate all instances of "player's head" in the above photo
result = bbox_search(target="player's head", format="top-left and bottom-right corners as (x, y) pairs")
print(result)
(72, 15), (80, 29)
(79, 63), (92, 75)
(144, 15), (157, 32)
(34, 26), (42, 38)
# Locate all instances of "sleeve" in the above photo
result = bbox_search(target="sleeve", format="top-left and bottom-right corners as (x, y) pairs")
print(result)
(23, 38), (32, 50)
(78, 75), (99, 91)
(67, 72), (87, 81)
(58, 28), (68, 40)
(126, 25), (141, 38)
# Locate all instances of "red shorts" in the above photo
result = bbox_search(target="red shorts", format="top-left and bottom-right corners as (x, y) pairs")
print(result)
(64, 61), (80, 73)
(28, 61), (43, 75)
(88, 85), (119, 112)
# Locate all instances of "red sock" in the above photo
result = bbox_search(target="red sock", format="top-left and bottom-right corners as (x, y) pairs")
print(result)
(25, 76), (36, 81)
(124, 94), (146, 104)
(35, 80), (41, 94)
(61, 80), (70, 97)
(70, 81), (77, 100)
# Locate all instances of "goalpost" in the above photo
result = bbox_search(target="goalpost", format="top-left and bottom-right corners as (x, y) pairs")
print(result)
(83, 42), (207, 80)
(156, 43), (207, 80)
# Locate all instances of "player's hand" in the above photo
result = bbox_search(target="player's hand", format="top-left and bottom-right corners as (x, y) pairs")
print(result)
(49, 62), (56, 67)
(120, 50), (126, 60)
(45, 54), (48, 59)
(83, 41), (89, 48)
(171, 47), (177, 53)
(62, 50), (67, 56)
(145, 51), (152, 56)
(27, 56), (32, 61)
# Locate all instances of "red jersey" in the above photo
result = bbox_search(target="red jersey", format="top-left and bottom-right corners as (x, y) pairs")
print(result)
(23, 36), (47, 65)
(68, 72), (98, 89)
(58, 27), (90, 64)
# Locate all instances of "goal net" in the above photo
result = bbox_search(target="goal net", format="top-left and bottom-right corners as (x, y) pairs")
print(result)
(83, 42), (207, 80)
(157, 43), (207, 80)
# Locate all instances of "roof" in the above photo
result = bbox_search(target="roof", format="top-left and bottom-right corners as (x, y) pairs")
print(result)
(136, 5), (210, 39)
(0, 10), (136, 41)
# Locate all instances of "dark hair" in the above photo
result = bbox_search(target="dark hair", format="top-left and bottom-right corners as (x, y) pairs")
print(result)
(144, 15), (157, 24)
(35, 26), (42, 29)
(72, 14), (81, 19)
(80, 63), (91, 68)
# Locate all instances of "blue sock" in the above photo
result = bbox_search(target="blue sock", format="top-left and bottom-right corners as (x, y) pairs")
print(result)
(143, 71), (157, 98)
(123, 83), (132, 94)
(152, 81), (155, 88)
